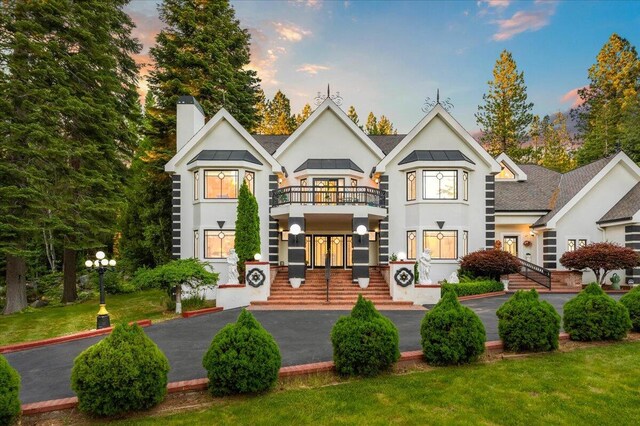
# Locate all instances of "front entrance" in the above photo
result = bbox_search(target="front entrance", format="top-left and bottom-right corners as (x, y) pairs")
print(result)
(503, 236), (519, 257)
(313, 235), (345, 268)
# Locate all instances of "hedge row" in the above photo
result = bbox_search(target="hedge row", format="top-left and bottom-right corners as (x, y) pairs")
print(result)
(441, 280), (504, 297)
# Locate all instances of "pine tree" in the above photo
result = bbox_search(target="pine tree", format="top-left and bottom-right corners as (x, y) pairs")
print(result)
(234, 182), (260, 280)
(365, 112), (379, 135)
(575, 34), (640, 165)
(121, 0), (259, 270)
(476, 50), (534, 159)
(377, 115), (396, 135)
(295, 103), (313, 128)
(540, 113), (576, 173)
(347, 105), (360, 127)
(270, 90), (296, 134)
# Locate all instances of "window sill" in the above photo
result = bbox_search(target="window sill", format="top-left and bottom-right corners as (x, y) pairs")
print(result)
(404, 200), (470, 206)
(194, 199), (239, 204)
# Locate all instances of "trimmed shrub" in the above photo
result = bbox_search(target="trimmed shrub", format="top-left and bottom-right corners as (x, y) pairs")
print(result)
(560, 242), (639, 285)
(203, 310), (281, 396)
(0, 354), (21, 426)
(619, 286), (640, 332)
(131, 258), (218, 295)
(235, 181), (260, 279)
(460, 249), (521, 281)
(71, 324), (169, 416)
(563, 283), (631, 341)
(421, 291), (486, 365)
(496, 290), (561, 352)
(441, 280), (503, 297)
(331, 295), (400, 377)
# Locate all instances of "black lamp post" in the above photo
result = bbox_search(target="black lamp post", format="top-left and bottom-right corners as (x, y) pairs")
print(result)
(85, 251), (116, 329)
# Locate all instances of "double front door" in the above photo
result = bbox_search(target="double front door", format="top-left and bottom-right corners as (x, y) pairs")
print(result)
(308, 235), (353, 268)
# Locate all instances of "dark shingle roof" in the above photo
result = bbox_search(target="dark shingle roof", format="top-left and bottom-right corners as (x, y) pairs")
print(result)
(251, 134), (405, 155)
(598, 182), (640, 224)
(398, 150), (475, 165)
(294, 159), (364, 173)
(495, 165), (561, 212)
(533, 156), (615, 226)
(188, 150), (262, 165)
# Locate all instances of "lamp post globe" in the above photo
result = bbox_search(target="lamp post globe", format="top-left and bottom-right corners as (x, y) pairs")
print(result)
(85, 251), (116, 329)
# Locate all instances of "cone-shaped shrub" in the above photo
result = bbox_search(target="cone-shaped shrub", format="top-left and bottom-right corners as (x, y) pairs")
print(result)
(421, 291), (486, 365)
(330, 295), (400, 377)
(563, 283), (631, 341)
(203, 309), (281, 396)
(621, 286), (640, 331)
(71, 324), (169, 417)
(0, 354), (20, 426)
(496, 290), (561, 352)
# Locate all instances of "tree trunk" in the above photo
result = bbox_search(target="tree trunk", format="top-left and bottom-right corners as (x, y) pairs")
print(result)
(4, 254), (28, 315)
(61, 248), (78, 303)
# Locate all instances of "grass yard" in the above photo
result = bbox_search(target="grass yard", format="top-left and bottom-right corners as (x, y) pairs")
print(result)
(0, 290), (175, 346)
(121, 342), (640, 426)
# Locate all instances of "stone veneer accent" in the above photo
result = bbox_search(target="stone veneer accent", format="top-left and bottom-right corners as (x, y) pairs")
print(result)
(268, 174), (279, 265)
(171, 175), (181, 259)
(352, 216), (370, 281)
(625, 225), (640, 283)
(542, 230), (557, 269)
(288, 216), (306, 280)
(378, 175), (389, 265)
(485, 175), (495, 249)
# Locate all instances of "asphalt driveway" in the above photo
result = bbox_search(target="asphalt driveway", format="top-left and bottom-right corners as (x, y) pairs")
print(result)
(5, 293), (618, 404)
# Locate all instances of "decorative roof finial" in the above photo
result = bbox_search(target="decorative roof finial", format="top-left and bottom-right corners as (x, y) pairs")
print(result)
(315, 85), (343, 106)
(422, 89), (454, 113)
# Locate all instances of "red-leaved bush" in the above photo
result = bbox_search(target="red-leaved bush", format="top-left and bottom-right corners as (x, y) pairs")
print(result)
(560, 242), (639, 285)
(460, 249), (521, 280)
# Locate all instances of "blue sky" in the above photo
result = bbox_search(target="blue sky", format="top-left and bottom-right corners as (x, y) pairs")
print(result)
(126, 0), (640, 132)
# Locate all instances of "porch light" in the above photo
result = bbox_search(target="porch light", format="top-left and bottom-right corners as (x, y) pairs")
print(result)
(254, 253), (262, 261)
(374, 177), (380, 184)
(356, 224), (368, 243)
(397, 251), (407, 261)
(290, 223), (302, 243)
(530, 230), (535, 236)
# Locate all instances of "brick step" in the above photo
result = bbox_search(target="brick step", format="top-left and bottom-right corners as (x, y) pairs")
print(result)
(253, 300), (411, 306)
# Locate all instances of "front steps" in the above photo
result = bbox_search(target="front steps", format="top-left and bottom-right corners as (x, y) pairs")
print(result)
(251, 268), (415, 308)
(506, 271), (582, 292)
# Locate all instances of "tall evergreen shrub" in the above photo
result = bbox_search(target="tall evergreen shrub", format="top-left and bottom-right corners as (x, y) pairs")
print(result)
(234, 181), (260, 279)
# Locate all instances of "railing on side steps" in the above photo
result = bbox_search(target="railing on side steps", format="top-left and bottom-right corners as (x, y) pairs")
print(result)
(517, 257), (552, 289)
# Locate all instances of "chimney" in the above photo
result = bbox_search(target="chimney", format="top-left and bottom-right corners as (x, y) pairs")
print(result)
(176, 96), (205, 151)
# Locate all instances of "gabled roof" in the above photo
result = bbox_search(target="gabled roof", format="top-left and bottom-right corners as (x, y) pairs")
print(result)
(165, 108), (281, 172)
(530, 152), (640, 228)
(368, 135), (405, 154)
(294, 159), (364, 173)
(376, 104), (501, 173)
(272, 98), (385, 160)
(188, 150), (262, 165)
(495, 165), (561, 212)
(399, 150), (475, 165)
(495, 153), (528, 181)
(598, 181), (640, 224)
(252, 135), (288, 155)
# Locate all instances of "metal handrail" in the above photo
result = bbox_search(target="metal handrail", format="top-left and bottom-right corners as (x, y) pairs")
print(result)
(271, 185), (387, 208)
(517, 257), (552, 289)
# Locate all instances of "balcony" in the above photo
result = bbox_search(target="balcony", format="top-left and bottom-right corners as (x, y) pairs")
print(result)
(271, 186), (387, 208)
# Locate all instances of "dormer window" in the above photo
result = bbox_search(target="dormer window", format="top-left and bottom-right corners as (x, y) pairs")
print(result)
(496, 162), (515, 180)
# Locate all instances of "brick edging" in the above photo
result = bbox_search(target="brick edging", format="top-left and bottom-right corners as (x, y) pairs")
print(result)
(0, 319), (152, 355)
(457, 291), (507, 301)
(181, 307), (223, 318)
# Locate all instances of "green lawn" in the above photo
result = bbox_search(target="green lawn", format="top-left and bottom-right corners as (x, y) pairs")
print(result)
(122, 342), (640, 425)
(0, 290), (175, 346)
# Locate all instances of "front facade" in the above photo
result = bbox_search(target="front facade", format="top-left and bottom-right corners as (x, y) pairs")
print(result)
(166, 95), (640, 305)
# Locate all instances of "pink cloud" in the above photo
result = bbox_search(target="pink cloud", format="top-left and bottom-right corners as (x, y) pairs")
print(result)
(492, 8), (554, 41)
(272, 22), (312, 42)
(482, 0), (511, 8)
(296, 64), (330, 75)
(561, 86), (587, 108)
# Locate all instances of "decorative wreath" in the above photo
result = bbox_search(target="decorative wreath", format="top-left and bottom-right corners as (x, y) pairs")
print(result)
(523, 240), (532, 247)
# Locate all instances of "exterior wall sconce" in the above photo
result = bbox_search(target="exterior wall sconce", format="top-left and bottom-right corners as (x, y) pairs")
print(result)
(356, 224), (368, 243)
(290, 223), (301, 243)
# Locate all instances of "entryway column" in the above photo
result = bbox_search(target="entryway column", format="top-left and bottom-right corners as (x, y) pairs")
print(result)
(288, 216), (306, 281)
(352, 216), (370, 282)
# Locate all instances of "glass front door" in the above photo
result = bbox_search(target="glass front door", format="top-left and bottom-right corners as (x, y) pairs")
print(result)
(313, 235), (345, 268)
(503, 236), (519, 257)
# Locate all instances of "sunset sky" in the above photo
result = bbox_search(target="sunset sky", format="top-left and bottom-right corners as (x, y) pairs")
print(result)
(125, 0), (640, 132)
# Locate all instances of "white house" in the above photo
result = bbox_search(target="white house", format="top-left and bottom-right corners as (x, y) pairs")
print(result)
(165, 95), (640, 307)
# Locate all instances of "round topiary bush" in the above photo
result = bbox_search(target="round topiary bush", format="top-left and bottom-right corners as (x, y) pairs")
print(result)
(0, 354), (21, 426)
(496, 289), (561, 352)
(421, 291), (486, 365)
(71, 324), (169, 417)
(330, 295), (400, 377)
(459, 249), (521, 281)
(563, 283), (631, 341)
(620, 286), (640, 331)
(203, 309), (281, 396)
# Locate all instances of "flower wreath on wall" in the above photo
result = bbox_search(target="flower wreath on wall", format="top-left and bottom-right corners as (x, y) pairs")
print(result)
(523, 240), (532, 248)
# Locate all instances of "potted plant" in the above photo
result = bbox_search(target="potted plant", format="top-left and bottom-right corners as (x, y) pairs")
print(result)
(357, 277), (370, 289)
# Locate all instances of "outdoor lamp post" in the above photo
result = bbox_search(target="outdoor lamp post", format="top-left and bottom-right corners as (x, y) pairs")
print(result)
(85, 250), (116, 329)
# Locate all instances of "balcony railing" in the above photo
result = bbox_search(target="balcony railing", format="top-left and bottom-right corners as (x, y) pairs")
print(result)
(271, 186), (387, 208)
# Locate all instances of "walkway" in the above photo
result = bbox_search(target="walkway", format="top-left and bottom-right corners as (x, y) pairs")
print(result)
(5, 293), (620, 404)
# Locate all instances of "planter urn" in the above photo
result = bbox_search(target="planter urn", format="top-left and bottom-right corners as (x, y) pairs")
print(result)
(289, 277), (302, 288)
(357, 277), (370, 289)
